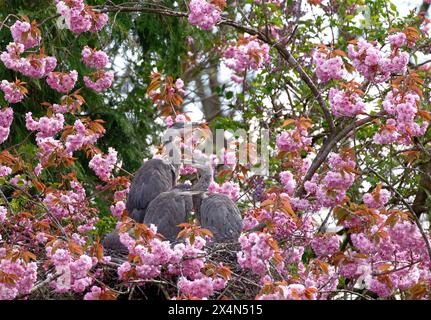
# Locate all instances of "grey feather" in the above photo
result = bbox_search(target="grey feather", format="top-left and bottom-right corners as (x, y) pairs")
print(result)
(130, 208), (147, 223)
(102, 230), (128, 254)
(198, 193), (242, 242)
(126, 159), (176, 222)
(143, 190), (193, 241)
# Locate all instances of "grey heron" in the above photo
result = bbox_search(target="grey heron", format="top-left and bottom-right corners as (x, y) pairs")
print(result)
(126, 123), (192, 222)
(143, 163), (243, 242)
(125, 122), (208, 222)
(102, 157), (177, 253)
(102, 122), (242, 251)
(142, 183), (193, 241)
(103, 123), (186, 252)
(127, 158), (177, 222)
(191, 164), (242, 242)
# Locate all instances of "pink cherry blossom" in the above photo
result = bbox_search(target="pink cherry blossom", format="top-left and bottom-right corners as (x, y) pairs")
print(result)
(89, 147), (118, 181)
(0, 79), (26, 103)
(0, 205), (7, 223)
(0, 165), (12, 177)
(363, 187), (390, 209)
(83, 71), (113, 92)
(0, 107), (13, 144)
(10, 20), (41, 49)
(329, 87), (365, 118)
(388, 32), (407, 48)
(188, 0), (221, 30)
(237, 232), (279, 276)
(0, 42), (26, 71)
(81, 46), (109, 69)
(208, 181), (240, 201)
(313, 51), (345, 82)
(224, 36), (271, 82)
(46, 70), (78, 93)
(311, 233), (340, 256)
(25, 112), (65, 138)
(0, 258), (37, 300)
(280, 171), (296, 195)
(110, 201), (125, 219)
(276, 128), (311, 153)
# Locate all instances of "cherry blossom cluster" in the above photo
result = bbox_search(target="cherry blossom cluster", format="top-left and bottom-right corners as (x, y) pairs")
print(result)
(208, 181), (240, 201)
(299, 151), (357, 210)
(113, 183), (130, 202)
(110, 201), (125, 219)
(46, 246), (96, 293)
(372, 118), (399, 145)
(65, 119), (102, 154)
(237, 232), (279, 276)
(1, 20), (56, 100)
(174, 78), (186, 95)
(374, 89), (428, 145)
(43, 180), (88, 220)
(0, 206), (6, 223)
(83, 286), (113, 300)
(81, 46), (113, 92)
(335, 207), (431, 298)
(313, 51), (345, 83)
(224, 36), (271, 83)
(0, 165), (12, 177)
(0, 107), (13, 144)
(188, 0), (222, 30)
(257, 283), (318, 300)
(328, 87), (365, 117)
(242, 207), (313, 245)
(25, 112), (65, 139)
(29, 117), (101, 167)
(0, 80), (26, 104)
(0, 251), (37, 300)
(10, 20), (41, 49)
(83, 70), (114, 92)
(46, 71), (78, 93)
(310, 233), (340, 257)
(179, 164), (198, 175)
(178, 275), (226, 298)
(275, 148), (356, 214)
(165, 113), (187, 128)
(362, 186), (390, 209)
(347, 39), (409, 83)
(89, 147), (118, 182)
(279, 171), (296, 196)
(0, 42), (26, 71)
(81, 46), (109, 69)
(388, 32), (407, 48)
(21, 53), (58, 79)
(1, 42), (57, 78)
(221, 148), (237, 168)
(117, 223), (228, 299)
(55, 0), (108, 34)
(276, 126), (312, 153)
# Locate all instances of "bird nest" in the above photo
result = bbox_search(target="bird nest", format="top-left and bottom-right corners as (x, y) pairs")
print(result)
(100, 242), (261, 300)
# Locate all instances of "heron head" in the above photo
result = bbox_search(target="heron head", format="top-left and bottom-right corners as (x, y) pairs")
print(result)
(188, 158), (214, 191)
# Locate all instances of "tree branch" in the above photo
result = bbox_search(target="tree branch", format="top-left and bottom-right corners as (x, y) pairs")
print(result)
(95, 3), (335, 131)
(367, 166), (431, 270)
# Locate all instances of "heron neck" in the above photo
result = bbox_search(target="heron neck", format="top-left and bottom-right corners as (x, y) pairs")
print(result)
(191, 170), (213, 192)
